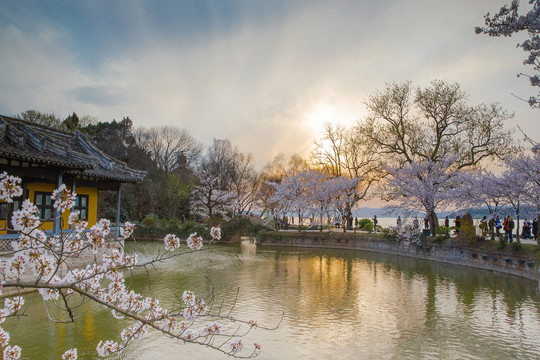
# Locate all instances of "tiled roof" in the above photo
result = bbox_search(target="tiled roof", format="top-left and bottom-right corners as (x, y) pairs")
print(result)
(0, 115), (146, 183)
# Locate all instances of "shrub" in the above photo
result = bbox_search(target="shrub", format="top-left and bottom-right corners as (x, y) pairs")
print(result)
(220, 216), (270, 241)
(177, 220), (210, 239)
(104, 207), (118, 221)
(457, 218), (476, 245)
(511, 241), (522, 252)
(358, 218), (374, 231)
(497, 236), (508, 250)
(435, 226), (449, 236)
(142, 217), (155, 226)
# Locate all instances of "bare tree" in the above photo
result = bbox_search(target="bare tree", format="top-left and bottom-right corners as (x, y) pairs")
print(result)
(311, 123), (382, 229)
(16, 109), (62, 128)
(230, 152), (259, 216)
(192, 139), (258, 223)
(312, 123), (347, 177)
(135, 126), (202, 175)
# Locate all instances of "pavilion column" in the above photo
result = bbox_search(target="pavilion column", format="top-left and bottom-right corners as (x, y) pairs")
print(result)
(116, 184), (122, 237)
(53, 171), (64, 235)
(69, 177), (77, 231)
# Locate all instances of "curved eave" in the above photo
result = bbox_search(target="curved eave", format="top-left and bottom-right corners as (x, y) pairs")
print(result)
(67, 169), (146, 184)
(0, 149), (94, 170)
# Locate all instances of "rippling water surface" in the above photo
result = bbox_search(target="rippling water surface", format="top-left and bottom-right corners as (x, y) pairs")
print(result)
(5, 240), (540, 359)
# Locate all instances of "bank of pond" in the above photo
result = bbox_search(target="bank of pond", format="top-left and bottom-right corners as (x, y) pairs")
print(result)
(256, 230), (540, 288)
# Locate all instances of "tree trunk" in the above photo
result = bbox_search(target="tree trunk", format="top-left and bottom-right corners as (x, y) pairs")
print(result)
(429, 210), (438, 237)
(320, 207), (323, 232)
(516, 213), (520, 243)
(346, 208), (353, 231)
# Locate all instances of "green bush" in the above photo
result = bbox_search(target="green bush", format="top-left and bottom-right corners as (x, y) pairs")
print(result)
(176, 220), (211, 239)
(457, 220), (477, 245)
(358, 218), (374, 231)
(220, 216), (270, 241)
(104, 207), (117, 221)
(142, 217), (155, 226)
(510, 241), (522, 252)
(435, 226), (449, 236)
(497, 236), (508, 250)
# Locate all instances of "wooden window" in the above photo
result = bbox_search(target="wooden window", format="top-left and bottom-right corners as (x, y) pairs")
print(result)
(74, 195), (89, 220)
(0, 197), (22, 229)
(34, 192), (53, 220)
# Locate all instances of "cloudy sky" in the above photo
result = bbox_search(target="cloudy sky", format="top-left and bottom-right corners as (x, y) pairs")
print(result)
(0, 0), (537, 168)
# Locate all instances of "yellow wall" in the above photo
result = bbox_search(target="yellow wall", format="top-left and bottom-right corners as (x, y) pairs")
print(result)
(24, 183), (98, 230)
(0, 182), (98, 234)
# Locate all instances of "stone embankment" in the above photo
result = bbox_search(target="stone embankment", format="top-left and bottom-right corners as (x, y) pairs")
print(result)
(257, 232), (540, 289)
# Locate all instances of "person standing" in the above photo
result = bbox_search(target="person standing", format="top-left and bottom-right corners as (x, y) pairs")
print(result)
(495, 216), (502, 237)
(522, 218), (531, 239)
(533, 217), (539, 240)
(372, 215), (378, 233)
(397, 216), (402, 228)
(504, 215), (514, 243)
(480, 216), (487, 237)
(444, 216), (449, 228)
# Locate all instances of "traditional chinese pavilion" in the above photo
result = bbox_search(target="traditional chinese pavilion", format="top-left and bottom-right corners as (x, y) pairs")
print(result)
(0, 115), (145, 237)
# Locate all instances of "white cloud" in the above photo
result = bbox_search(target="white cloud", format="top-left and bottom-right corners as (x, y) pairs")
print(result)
(0, 0), (537, 168)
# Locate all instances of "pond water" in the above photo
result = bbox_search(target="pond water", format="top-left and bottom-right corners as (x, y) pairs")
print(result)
(4, 240), (540, 359)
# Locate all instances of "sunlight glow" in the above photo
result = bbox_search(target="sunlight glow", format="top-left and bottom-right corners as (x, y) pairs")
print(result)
(302, 100), (362, 137)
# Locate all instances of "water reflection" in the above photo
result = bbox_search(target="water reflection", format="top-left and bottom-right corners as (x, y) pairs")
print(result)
(3, 240), (540, 359)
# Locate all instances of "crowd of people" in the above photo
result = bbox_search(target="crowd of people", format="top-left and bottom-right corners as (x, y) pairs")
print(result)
(451, 214), (538, 242)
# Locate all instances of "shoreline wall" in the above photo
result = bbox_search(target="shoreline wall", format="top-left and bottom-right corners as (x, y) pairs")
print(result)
(257, 233), (540, 288)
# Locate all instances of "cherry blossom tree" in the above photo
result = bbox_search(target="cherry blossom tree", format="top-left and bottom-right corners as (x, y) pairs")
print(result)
(495, 165), (533, 242)
(311, 123), (382, 230)
(501, 147), (540, 240)
(359, 80), (514, 232)
(191, 173), (237, 224)
(0, 172), (268, 359)
(268, 171), (315, 230)
(456, 170), (507, 239)
(384, 156), (462, 236)
(306, 171), (335, 231)
(329, 176), (362, 233)
(476, 0), (540, 108)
